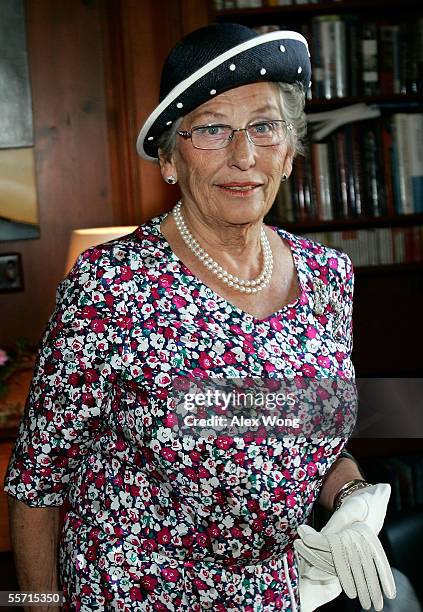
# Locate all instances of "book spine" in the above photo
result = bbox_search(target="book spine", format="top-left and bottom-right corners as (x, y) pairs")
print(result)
(361, 22), (379, 96)
(407, 113), (423, 213)
(380, 117), (395, 217)
(392, 25), (402, 94)
(379, 24), (395, 95)
(349, 124), (364, 216)
(335, 130), (349, 217)
(320, 20), (334, 99)
(392, 114), (413, 214)
(314, 143), (333, 221)
(360, 121), (384, 216)
(312, 19), (324, 99)
(334, 19), (347, 98)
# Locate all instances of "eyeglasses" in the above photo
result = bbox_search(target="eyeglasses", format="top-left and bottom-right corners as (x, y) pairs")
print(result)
(177, 120), (294, 150)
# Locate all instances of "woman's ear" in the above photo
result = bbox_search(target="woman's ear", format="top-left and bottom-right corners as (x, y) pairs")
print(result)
(158, 149), (178, 185)
(283, 150), (295, 180)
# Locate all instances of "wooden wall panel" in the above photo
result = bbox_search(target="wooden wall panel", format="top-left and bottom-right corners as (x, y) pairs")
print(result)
(104, 0), (210, 225)
(1, 0), (115, 347)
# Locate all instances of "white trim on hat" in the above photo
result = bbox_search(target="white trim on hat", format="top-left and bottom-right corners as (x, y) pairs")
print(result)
(137, 30), (310, 161)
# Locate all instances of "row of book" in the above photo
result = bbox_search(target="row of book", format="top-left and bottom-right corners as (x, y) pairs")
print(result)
(214, 1), (358, 8)
(271, 109), (423, 222)
(255, 17), (423, 99)
(299, 227), (423, 267)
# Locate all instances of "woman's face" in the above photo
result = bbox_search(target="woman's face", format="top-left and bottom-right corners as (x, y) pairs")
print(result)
(159, 82), (295, 227)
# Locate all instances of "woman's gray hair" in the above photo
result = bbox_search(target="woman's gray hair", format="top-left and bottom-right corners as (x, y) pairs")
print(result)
(157, 81), (307, 161)
(274, 82), (307, 157)
(157, 117), (183, 162)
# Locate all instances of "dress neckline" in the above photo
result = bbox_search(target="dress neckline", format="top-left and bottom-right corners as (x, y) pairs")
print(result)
(144, 213), (308, 324)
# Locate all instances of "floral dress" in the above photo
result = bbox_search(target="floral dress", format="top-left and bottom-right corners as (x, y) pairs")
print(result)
(4, 211), (355, 611)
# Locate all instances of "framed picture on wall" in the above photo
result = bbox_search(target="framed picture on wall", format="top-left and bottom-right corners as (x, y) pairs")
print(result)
(0, 253), (24, 292)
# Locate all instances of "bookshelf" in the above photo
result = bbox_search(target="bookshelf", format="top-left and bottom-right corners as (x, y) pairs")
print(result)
(212, 0), (423, 271)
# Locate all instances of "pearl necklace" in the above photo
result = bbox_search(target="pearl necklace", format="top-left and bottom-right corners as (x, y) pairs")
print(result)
(172, 201), (273, 294)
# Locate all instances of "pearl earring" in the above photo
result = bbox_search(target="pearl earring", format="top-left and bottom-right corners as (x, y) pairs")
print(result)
(166, 176), (177, 185)
(281, 173), (288, 182)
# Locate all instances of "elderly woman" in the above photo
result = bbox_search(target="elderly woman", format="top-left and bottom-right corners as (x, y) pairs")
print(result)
(5, 23), (395, 612)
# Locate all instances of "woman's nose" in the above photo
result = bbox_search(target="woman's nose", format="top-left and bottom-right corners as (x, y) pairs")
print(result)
(227, 129), (256, 170)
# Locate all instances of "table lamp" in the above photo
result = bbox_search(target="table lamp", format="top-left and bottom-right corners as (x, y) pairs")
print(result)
(64, 226), (137, 275)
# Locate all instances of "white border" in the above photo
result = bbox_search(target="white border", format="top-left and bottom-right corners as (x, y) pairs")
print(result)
(137, 30), (310, 161)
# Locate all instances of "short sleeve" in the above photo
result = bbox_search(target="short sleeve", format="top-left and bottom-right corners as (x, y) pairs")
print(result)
(4, 249), (127, 506)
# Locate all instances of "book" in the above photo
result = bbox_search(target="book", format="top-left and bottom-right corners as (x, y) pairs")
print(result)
(392, 114), (413, 214)
(311, 143), (333, 221)
(408, 113), (423, 213)
(361, 22), (379, 96)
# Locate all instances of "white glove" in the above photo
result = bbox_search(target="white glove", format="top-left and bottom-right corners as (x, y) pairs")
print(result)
(294, 483), (397, 612)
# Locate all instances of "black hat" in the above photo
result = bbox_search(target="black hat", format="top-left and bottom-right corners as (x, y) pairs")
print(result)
(136, 23), (311, 161)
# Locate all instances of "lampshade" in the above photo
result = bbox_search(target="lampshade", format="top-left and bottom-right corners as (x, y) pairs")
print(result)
(65, 226), (137, 276)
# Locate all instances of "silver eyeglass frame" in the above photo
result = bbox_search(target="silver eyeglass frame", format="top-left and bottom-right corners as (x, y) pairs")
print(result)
(177, 120), (294, 150)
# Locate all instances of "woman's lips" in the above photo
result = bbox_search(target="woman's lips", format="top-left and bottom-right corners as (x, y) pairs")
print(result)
(216, 182), (262, 196)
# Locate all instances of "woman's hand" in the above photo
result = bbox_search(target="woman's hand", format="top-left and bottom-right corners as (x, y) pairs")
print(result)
(294, 484), (396, 612)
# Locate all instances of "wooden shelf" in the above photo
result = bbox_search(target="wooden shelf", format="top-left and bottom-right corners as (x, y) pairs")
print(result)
(215, 0), (421, 23)
(306, 94), (423, 110)
(265, 212), (423, 232)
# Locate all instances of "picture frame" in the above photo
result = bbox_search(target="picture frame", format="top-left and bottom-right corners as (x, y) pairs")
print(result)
(0, 253), (24, 292)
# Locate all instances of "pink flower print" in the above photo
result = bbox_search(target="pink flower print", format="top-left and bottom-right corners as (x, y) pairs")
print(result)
(90, 319), (106, 333)
(198, 352), (214, 369)
(195, 533), (209, 548)
(269, 316), (283, 331)
(214, 436), (234, 450)
(307, 257), (319, 269)
(129, 587), (143, 601)
(104, 293), (114, 307)
(116, 316), (133, 330)
(285, 308), (296, 320)
(84, 369), (100, 383)
(182, 534), (194, 548)
(222, 351), (237, 365)
(335, 351), (347, 362)
(306, 325), (318, 339)
(316, 386), (330, 401)
(317, 355), (331, 369)
(198, 466), (210, 479)
(157, 527), (172, 545)
(328, 257), (339, 270)
(252, 518), (263, 532)
(233, 450), (246, 465)
(172, 295), (187, 308)
(160, 447), (177, 462)
(118, 266), (133, 281)
(243, 342), (255, 355)
(141, 575), (158, 591)
(264, 362), (275, 373)
(286, 494), (296, 508)
(81, 305), (98, 319)
(158, 274), (174, 289)
(192, 368), (208, 382)
(208, 523), (221, 538)
(163, 413), (178, 428)
(22, 470), (32, 485)
(301, 364), (317, 377)
(193, 578), (208, 590)
(189, 449), (202, 463)
(68, 373), (81, 387)
(307, 462), (317, 476)
(183, 467), (198, 481)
